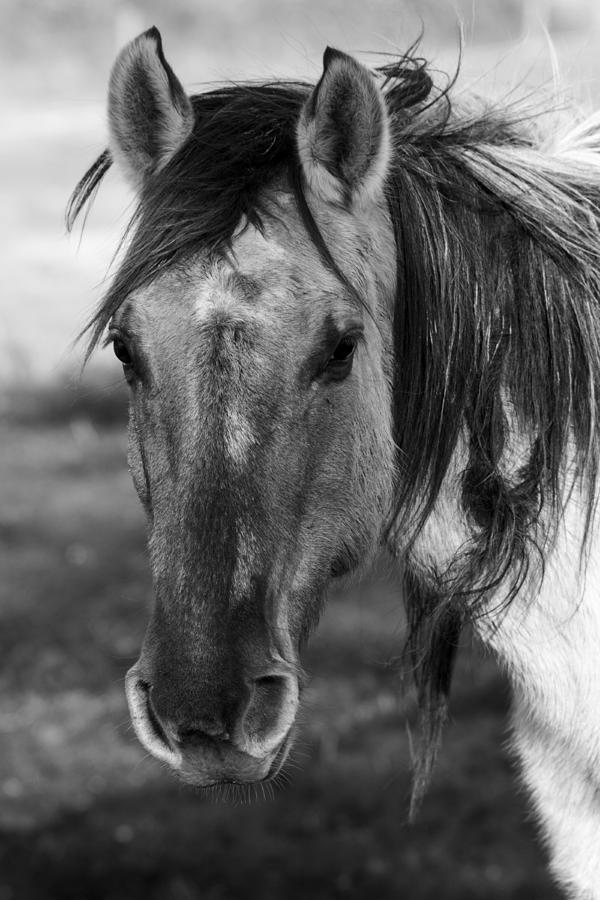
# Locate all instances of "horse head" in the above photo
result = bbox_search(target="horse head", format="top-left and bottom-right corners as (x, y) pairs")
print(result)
(105, 29), (397, 785)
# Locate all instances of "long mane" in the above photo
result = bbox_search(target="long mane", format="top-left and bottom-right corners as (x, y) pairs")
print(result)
(382, 75), (600, 811)
(68, 46), (600, 812)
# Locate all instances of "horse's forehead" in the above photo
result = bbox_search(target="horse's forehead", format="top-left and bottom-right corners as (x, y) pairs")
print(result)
(232, 217), (293, 273)
(127, 217), (341, 334)
(191, 226), (299, 320)
(125, 220), (342, 473)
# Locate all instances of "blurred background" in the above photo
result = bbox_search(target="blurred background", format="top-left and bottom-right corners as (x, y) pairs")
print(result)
(2, 1), (599, 897)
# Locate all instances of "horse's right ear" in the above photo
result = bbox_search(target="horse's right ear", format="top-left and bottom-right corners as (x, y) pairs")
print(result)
(108, 27), (194, 193)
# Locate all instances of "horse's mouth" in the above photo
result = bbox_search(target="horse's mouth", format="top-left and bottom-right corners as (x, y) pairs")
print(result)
(177, 729), (294, 789)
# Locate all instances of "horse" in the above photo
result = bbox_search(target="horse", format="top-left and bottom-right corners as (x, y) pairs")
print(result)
(68, 27), (600, 898)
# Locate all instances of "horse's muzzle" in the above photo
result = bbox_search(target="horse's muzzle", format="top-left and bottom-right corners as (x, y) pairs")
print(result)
(124, 663), (299, 784)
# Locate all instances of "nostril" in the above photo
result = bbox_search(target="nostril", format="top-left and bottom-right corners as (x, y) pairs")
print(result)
(146, 685), (175, 746)
(125, 672), (182, 768)
(241, 672), (298, 755)
(254, 675), (287, 712)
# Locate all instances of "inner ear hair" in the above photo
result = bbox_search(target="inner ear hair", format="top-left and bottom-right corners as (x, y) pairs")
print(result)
(108, 27), (194, 193)
(297, 47), (391, 207)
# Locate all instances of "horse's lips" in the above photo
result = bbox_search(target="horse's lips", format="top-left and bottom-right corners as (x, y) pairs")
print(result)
(177, 729), (293, 787)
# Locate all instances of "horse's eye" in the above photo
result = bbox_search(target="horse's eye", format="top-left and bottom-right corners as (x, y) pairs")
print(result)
(331, 337), (356, 362)
(113, 337), (132, 368)
(326, 336), (357, 379)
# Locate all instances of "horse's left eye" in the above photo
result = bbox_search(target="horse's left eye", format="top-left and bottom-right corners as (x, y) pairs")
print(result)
(331, 337), (356, 362)
(326, 336), (356, 378)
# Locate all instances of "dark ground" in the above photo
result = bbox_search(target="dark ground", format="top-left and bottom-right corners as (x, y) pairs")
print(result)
(0, 386), (561, 900)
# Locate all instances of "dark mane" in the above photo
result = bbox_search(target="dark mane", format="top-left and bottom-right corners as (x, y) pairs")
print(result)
(68, 47), (600, 813)
(384, 88), (600, 812)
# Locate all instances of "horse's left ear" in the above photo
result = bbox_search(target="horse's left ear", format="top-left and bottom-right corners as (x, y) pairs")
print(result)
(297, 48), (392, 207)
(108, 27), (194, 193)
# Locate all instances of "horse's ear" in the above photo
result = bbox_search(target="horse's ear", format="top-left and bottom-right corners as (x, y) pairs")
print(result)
(108, 27), (194, 193)
(297, 48), (392, 207)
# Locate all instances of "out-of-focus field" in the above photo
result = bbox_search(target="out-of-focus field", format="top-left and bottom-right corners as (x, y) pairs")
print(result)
(2, 1), (600, 897)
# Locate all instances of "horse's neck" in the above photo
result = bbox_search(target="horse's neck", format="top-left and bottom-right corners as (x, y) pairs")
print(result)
(409, 430), (598, 699)
(482, 494), (600, 898)
(408, 435), (600, 898)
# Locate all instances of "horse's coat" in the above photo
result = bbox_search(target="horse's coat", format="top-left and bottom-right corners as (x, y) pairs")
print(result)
(69, 27), (600, 899)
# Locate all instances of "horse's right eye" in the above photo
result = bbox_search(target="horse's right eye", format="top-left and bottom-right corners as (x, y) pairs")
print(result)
(113, 338), (132, 367)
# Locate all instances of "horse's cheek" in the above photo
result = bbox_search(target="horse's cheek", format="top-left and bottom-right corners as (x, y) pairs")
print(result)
(127, 416), (151, 512)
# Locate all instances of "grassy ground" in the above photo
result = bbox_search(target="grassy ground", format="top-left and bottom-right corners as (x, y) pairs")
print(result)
(0, 391), (561, 900)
